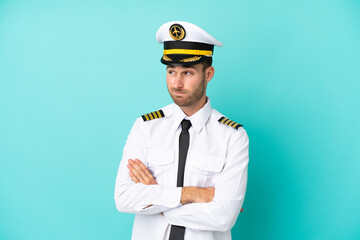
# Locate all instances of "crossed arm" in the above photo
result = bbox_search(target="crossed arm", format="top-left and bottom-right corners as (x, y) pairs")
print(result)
(115, 119), (249, 231)
(126, 154), (247, 232)
(127, 158), (215, 205)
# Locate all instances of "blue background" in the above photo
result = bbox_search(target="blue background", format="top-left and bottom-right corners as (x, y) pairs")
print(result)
(1, 0), (359, 239)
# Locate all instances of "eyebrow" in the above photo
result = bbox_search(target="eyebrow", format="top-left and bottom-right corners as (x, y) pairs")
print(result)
(166, 65), (197, 70)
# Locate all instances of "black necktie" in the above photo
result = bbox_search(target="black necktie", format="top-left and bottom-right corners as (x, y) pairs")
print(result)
(169, 119), (191, 240)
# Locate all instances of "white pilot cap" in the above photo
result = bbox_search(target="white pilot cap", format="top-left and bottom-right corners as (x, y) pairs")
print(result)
(156, 21), (223, 47)
(156, 21), (222, 65)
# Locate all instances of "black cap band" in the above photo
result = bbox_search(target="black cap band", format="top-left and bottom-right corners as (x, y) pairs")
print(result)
(164, 41), (214, 51)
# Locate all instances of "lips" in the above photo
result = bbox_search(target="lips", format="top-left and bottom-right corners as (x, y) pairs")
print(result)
(172, 89), (188, 95)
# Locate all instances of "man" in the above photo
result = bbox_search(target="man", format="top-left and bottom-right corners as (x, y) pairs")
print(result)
(114, 21), (249, 240)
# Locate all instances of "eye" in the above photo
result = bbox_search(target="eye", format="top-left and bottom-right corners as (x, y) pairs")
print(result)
(167, 70), (174, 74)
(185, 71), (192, 75)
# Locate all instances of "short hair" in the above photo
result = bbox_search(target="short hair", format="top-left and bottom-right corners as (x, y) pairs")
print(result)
(202, 57), (213, 72)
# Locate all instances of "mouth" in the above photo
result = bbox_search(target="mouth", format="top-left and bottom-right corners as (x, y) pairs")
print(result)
(172, 89), (188, 96)
(173, 93), (187, 99)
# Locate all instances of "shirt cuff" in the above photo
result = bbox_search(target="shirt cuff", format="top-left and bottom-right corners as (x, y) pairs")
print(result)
(136, 186), (182, 213)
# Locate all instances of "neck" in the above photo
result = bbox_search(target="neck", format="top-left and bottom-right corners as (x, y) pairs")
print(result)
(180, 95), (207, 117)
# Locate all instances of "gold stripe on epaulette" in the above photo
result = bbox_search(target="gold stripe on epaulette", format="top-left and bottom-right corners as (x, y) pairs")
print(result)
(218, 116), (242, 130)
(141, 110), (165, 122)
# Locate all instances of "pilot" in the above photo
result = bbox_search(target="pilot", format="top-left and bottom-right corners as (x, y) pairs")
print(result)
(114, 21), (249, 240)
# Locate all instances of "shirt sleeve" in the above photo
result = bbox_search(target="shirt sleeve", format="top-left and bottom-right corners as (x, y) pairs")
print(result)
(163, 128), (249, 231)
(114, 118), (182, 215)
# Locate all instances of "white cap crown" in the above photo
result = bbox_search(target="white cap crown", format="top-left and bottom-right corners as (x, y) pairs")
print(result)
(156, 21), (223, 47)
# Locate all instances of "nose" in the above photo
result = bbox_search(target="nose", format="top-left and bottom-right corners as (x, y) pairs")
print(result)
(173, 74), (184, 89)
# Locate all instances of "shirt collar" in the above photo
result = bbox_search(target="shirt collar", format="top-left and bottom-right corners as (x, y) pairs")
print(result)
(171, 97), (212, 133)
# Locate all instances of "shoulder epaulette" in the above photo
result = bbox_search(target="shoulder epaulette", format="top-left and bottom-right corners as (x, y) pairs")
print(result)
(218, 116), (242, 130)
(141, 109), (165, 122)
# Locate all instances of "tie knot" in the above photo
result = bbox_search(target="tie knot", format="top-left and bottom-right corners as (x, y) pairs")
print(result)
(181, 119), (192, 131)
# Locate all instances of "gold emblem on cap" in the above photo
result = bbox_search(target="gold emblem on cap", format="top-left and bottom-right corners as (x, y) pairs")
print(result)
(169, 24), (186, 41)
(162, 55), (172, 61)
(180, 56), (201, 62)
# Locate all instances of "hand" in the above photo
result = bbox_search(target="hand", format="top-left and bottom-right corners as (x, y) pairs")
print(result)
(127, 159), (157, 185)
(180, 187), (215, 205)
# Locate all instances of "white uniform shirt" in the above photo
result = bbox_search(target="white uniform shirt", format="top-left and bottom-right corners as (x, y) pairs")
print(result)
(114, 98), (249, 240)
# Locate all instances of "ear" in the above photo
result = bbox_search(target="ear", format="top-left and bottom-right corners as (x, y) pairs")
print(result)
(205, 66), (215, 83)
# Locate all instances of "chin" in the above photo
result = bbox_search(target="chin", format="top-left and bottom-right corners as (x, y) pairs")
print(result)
(174, 99), (186, 106)
(172, 97), (190, 107)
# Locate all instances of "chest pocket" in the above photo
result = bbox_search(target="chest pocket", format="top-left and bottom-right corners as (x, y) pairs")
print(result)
(186, 153), (224, 187)
(147, 148), (175, 187)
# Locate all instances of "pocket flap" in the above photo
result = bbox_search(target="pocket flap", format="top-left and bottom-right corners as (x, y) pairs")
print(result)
(147, 148), (174, 166)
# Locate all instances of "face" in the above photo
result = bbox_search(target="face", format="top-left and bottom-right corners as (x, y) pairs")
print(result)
(166, 63), (212, 107)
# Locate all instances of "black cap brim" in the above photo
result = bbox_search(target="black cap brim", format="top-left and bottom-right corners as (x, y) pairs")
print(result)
(161, 54), (211, 66)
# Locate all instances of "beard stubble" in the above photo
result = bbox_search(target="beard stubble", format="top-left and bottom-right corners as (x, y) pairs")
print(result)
(168, 75), (207, 107)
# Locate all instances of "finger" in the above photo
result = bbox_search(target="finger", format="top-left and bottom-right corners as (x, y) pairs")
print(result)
(129, 170), (139, 183)
(130, 160), (150, 183)
(128, 160), (149, 184)
(133, 159), (157, 185)
(128, 164), (139, 183)
(128, 163), (145, 183)
(128, 164), (145, 183)
(134, 159), (156, 181)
